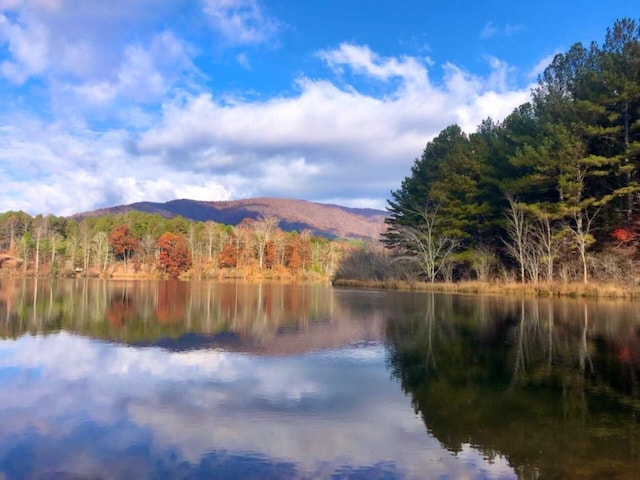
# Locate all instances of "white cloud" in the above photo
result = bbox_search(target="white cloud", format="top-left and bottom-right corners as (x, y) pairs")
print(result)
(528, 52), (559, 80)
(202, 0), (279, 45)
(318, 43), (429, 87)
(73, 43), (167, 105)
(0, 0), (532, 215)
(0, 12), (49, 83)
(480, 21), (526, 40)
(480, 21), (498, 39)
(0, 42), (531, 215)
(133, 46), (530, 207)
(236, 52), (251, 69)
(485, 56), (515, 92)
(505, 23), (526, 36)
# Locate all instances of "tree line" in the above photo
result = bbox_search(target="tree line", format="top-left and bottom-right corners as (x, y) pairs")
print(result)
(0, 210), (348, 279)
(380, 18), (640, 285)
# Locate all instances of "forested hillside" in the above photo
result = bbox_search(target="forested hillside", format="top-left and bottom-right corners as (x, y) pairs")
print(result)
(75, 198), (386, 241)
(375, 18), (640, 285)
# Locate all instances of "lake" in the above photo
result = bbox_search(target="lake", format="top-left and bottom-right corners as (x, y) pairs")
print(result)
(0, 279), (638, 479)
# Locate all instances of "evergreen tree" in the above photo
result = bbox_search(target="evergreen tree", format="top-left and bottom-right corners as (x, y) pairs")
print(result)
(385, 124), (489, 249)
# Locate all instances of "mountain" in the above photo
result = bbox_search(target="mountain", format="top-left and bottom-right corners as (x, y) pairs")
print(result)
(74, 198), (388, 240)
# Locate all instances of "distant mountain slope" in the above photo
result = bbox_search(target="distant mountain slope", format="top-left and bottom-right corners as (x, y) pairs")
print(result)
(75, 198), (388, 240)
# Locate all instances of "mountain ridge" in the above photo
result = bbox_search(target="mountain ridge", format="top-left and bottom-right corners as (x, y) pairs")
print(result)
(74, 197), (388, 241)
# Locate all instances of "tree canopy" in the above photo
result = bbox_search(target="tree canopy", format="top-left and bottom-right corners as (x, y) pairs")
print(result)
(384, 18), (640, 284)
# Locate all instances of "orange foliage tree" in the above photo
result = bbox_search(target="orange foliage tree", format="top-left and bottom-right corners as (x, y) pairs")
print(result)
(218, 236), (238, 268)
(108, 224), (138, 270)
(157, 232), (192, 278)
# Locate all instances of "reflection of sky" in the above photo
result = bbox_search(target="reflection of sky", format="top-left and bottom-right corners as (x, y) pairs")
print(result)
(0, 333), (516, 479)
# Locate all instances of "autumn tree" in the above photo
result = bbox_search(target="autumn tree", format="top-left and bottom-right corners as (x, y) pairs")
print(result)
(157, 232), (192, 278)
(253, 215), (279, 270)
(108, 224), (138, 271)
(218, 235), (238, 268)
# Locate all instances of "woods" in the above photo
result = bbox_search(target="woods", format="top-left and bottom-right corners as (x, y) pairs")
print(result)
(0, 210), (348, 280)
(381, 18), (640, 286)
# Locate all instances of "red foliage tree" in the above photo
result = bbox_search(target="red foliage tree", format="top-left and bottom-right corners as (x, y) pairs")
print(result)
(285, 243), (302, 272)
(218, 237), (238, 268)
(265, 241), (275, 269)
(612, 227), (637, 244)
(157, 232), (192, 278)
(108, 224), (138, 267)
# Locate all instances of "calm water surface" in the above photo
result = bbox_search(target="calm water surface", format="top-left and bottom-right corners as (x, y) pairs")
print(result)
(0, 279), (639, 479)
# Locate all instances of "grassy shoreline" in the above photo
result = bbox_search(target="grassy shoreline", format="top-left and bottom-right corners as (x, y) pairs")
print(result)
(2, 269), (639, 299)
(331, 278), (640, 299)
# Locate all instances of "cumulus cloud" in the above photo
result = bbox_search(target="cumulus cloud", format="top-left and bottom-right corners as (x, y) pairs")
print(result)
(70, 32), (197, 106)
(0, 0), (168, 82)
(0, 1), (534, 215)
(0, 11), (49, 83)
(318, 43), (429, 87)
(129, 47), (530, 210)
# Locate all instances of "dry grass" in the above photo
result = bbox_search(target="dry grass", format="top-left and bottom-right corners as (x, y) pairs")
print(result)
(331, 279), (640, 299)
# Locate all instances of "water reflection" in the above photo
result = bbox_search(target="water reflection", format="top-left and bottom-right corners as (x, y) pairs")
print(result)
(386, 292), (640, 479)
(0, 279), (385, 354)
(0, 279), (639, 478)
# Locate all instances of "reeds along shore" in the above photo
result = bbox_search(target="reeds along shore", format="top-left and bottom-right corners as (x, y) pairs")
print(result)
(331, 279), (640, 299)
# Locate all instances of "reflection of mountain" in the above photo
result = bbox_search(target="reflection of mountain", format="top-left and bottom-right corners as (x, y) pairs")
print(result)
(385, 293), (640, 479)
(135, 331), (244, 351)
(0, 279), (385, 356)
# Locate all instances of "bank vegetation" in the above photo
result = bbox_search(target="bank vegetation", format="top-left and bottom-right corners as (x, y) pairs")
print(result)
(334, 19), (640, 298)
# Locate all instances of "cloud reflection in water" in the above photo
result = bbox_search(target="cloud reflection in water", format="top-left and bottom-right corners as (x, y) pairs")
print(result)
(0, 333), (515, 479)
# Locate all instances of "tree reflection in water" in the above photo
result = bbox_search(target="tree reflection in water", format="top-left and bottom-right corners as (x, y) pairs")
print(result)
(0, 278), (385, 354)
(386, 292), (640, 479)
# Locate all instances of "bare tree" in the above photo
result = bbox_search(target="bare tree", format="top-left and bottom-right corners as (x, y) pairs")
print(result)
(570, 207), (599, 284)
(92, 231), (109, 273)
(49, 230), (62, 272)
(253, 216), (279, 271)
(504, 197), (534, 284)
(530, 212), (566, 282)
(79, 220), (92, 273)
(32, 215), (48, 276)
(203, 221), (221, 265)
(392, 205), (460, 283)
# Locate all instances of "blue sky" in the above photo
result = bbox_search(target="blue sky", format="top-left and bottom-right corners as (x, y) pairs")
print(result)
(0, 0), (637, 215)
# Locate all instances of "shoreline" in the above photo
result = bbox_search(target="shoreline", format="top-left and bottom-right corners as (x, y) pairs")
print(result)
(331, 279), (640, 299)
(2, 272), (639, 299)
